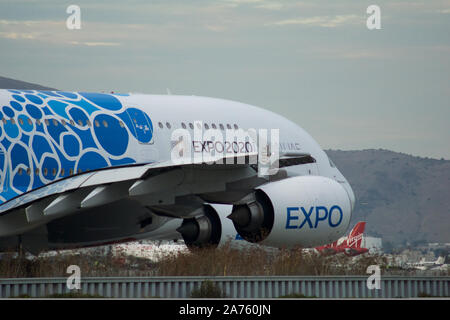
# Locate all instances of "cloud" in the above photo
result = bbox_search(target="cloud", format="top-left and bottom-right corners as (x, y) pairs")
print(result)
(0, 19), (62, 27)
(268, 14), (362, 27)
(0, 32), (36, 39)
(254, 2), (284, 11)
(296, 44), (450, 61)
(294, 46), (393, 60)
(0, 19), (129, 46)
(69, 41), (121, 46)
(224, 0), (265, 5)
(0, 20), (63, 42)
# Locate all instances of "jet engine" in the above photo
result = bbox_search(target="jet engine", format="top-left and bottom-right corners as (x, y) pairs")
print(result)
(176, 205), (221, 248)
(228, 176), (353, 248)
(176, 204), (251, 249)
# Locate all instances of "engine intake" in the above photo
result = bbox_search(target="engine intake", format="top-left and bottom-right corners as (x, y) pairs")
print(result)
(228, 190), (274, 243)
(177, 205), (221, 248)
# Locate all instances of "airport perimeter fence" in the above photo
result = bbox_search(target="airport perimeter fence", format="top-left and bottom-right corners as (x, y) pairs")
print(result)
(0, 276), (449, 298)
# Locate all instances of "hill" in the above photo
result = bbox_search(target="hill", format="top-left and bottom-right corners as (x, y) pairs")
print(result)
(326, 149), (450, 246)
(0, 76), (56, 90)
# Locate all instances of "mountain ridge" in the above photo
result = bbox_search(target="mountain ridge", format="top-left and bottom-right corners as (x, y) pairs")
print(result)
(326, 149), (450, 245)
(0, 76), (57, 90)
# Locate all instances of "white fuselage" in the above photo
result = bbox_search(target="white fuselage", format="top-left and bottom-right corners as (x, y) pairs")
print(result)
(0, 90), (355, 251)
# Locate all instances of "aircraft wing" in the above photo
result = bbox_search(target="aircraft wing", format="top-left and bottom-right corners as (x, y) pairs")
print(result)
(0, 151), (315, 237)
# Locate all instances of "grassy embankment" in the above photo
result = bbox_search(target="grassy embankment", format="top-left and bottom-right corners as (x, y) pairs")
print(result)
(0, 242), (391, 278)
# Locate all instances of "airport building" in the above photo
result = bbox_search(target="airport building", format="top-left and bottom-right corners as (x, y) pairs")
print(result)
(362, 236), (382, 254)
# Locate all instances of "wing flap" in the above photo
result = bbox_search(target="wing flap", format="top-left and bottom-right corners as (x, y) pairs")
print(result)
(0, 164), (154, 215)
(278, 153), (316, 168)
(81, 183), (131, 208)
(79, 165), (155, 187)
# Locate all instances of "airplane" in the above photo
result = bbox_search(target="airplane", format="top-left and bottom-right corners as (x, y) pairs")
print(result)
(315, 221), (368, 256)
(341, 221), (369, 256)
(406, 256), (448, 271)
(314, 233), (342, 255)
(0, 89), (356, 254)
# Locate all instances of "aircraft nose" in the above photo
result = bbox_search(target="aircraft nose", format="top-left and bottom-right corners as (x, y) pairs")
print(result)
(347, 183), (356, 211)
(339, 179), (355, 213)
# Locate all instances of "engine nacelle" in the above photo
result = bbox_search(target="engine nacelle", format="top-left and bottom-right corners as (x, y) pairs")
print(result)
(177, 205), (222, 248)
(229, 176), (353, 248)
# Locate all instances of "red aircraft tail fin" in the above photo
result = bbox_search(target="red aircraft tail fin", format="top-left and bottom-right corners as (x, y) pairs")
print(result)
(345, 222), (366, 248)
(329, 239), (339, 248)
(316, 222), (366, 253)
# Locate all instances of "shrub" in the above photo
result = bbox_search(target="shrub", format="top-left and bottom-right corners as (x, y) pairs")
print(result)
(417, 292), (436, 298)
(190, 280), (227, 298)
(279, 293), (316, 298)
(45, 292), (105, 298)
(10, 292), (104, 298)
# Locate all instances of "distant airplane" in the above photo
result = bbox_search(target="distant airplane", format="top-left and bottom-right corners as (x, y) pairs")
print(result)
(0, 89), (355, 254)
(406, 256), (448, 271)
(315, 222), (368, 256)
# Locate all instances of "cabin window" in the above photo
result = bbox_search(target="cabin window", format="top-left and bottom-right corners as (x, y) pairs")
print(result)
(78, 119), (83, 126)
(36, 119), (41, 125)
(158, 122), (163, 129)
(61, 168), (65, 176)
(165, 122), (171, 129)
(70, 120), (75, 126)
(53, 119), (59, 126)
(61, 119), (66, 126)
(86, 120), (91, 127)
(219, 124), (224, 130)
(19, 118), (24, 125)
(204, 123), (209, 130)
(226, 124), (231, 129)
(35, 168), (39, 175)
(18, 168), (23, 175)
(181, 123), (186, 129)
(234, 124), (238, 130)
(70, 168), (74, 175)
(43, 168), (48, 175)
(211, 123), (217, 129)
(189, 123), (194, 130)
(26, 168), (31, 175)
(119, 121), (125, 128)
(11, 119), (16, 125)
(102, 120), (108, 128)
(95, 120), (100, 127)
(45, 119), (49, 126)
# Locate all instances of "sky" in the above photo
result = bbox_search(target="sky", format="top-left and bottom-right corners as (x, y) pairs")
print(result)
(0, 0), (449, 159)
